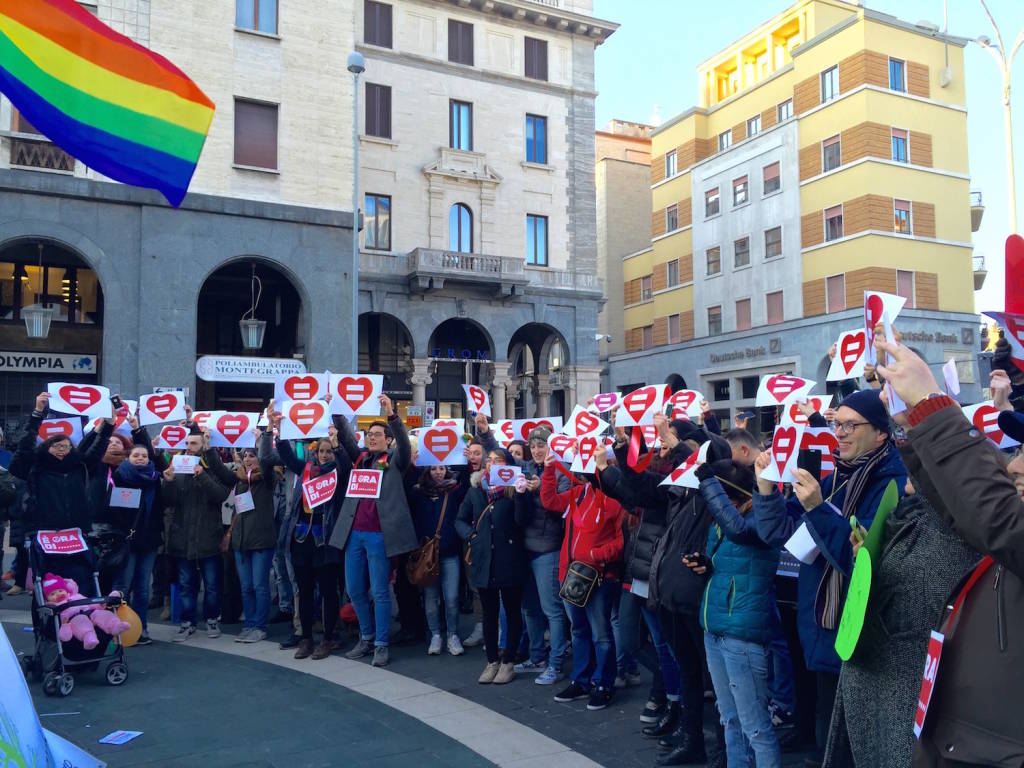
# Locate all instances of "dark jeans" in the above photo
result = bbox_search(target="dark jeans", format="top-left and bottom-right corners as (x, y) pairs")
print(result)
(815, 671), (839, 755)
(479, 586), (523, 664)
(394, 552), (426, 638)
(293, 560), (341, 641)
(177, 556), (222, 625)
(660, 608), (712, 741)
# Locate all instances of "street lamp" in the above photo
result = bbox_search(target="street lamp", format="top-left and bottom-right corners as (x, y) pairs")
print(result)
(347, 51), (365, 374)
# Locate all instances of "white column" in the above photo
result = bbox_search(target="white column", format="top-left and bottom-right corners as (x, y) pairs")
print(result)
(490, 362), (514, 421)
(410, 358), (433, 411)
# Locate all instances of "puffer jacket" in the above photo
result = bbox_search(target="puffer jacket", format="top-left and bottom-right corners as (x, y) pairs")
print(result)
(697, 476), (779, 645)
(162, 448), (232, 561)
(206, 433), (278, 552)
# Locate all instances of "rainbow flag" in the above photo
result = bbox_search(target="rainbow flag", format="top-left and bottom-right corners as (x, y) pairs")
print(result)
(0, 0), (215, 207)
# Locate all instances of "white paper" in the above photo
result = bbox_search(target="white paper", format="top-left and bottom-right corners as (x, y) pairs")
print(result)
(547, 433), (578, 462)
(630, 579), (649, 599)
(154, 424), (189, 450)
(274, 373), (328, 404)
(206, 411), (259, 448)
(98, 730), (143, 745)
(589, 392), (621, 413)
(784, 522), (820, 564)
(46, 382), (112, 419)
(637, 424), (662, 450)
(462, 384), (492, 418)
(943, 358), (961, 396)
(962, 400), (1021, 449)
(415, 427), (467, 466)
(85, 416), (132, 439)
(615, 384), (669, 427)
(488, 464), (523, 488)
(827, 329), (868, 382)
(664, 389), (705, 419)
(171, 454), (201, 474)
(36, 417), (84, 446)
(780, 395), (832, 428)
(755, 375), (816, 407)
(138, 391), (186, 426)
(659, 441), (710, 488)
(510, 417), (564, 441)
(328, 374), (383, 416)
(233, 490), (255, 513)
(430, 418), (466, 433)
(562, 404), (609, 438)
(758, 425), (805, 483)
(569, 435), (601, 474)
(109, 487), (142, 509)
(881, 311), (907, 415)
(279, 399), (331, 440)
(864, 291), (907, 365)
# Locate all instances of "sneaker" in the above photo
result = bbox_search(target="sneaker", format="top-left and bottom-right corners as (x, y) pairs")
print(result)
(640, 696), (667, 724)
(447, 634), (465, 656)
(553, 681), (590, 703)
(234, 628), (253, 643)
(294, 638), (314, 659)
(5, 585), (24, 596)
(1, 570), (13, 581)
(587, 686), (614, 711)
(514, 658), (547, 674)
(493, 662), (516, 684)
(135, 631), (153, 646)
(535, 666), (564, 686)
(345, 638), (373, 659)
(478, 661), (500, 684)
(172, 623), (195, 643)
(463, 622), (484, 647)
(279, 633), (300, 650)
(614, 670), (643, 688)
(159, 603), (171, 621)
(428, 634), (443, 655)
(770, 703), (795, 728)
(371, 645), (389, 667)
(206, 619), (221, 639)
(242, 629), (267, 643)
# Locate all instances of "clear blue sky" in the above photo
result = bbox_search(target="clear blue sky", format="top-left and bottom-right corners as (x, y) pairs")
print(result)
(593, 0), (1024, 313)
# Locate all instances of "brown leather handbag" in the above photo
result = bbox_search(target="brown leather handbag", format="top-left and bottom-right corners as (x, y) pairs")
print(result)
(406, 494), (449, 587)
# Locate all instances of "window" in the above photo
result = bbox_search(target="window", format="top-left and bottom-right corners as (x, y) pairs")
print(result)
(706, 247), (722, 276)
(822, 134), (841, 172)
(825, 205), (844, 241)
(777, 99), (793, 122)
(894, 199), (911, 233)
(826, 274), (846, 312)
(526, 214), (548, 266)
(450, 100), (472, 150)
(364, 194), (391, 250)
(449, 204), (472, 253)
(821, 66), (839, 102)
(448, 19), (474, 65)
(666, 204), (678, 232)
(734, 237), (750, 268)
(641, 275), (653, 301)
(891, 128), (908, 163)
(889, 57), (906, 92)
(746, 115), (761, 137)
(733, 176), (748, 206)
(233, 98), (278, 169)
(718, 130), (732, 151)
(705, 187), (720, 217)
(525, 114), (547, 163)
(736, 299), (751, 331)
(765, 226), (782, 258)
(763, 162), (780, 194)
(365, 83), (391, 139)
(642, 325), (654, 350)
(236, 0), (277, 34)
(766, 291), (784, 325)
(708, 306), (723, 336)
(364, 0), (392, 48)
(665, 150), (677, 178)
(525, 37), (548, 81)
(897, 270), (915, 307)
(667, 259), (679, 287)
(669, 314), (681, 344)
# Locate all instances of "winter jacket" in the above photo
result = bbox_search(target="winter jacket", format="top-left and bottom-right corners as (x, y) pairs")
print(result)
(697, 477), (779, 645)
(162, 448), (232, 561)
(753, 444), (907, 674)
(539, 461), (624, 582)
(455, 472), (529, 589)
(898, 403), (1024, 767)
(10, 412), (112, 536)
(410, 478), (467, 559)
(0, 466), (15, 512)
(518, 458), (567, 554)
(329, 414), (418, 558)
(93, 426), (168, 553)
(599, 463), (667, 586)
(205, 434), (278, 552)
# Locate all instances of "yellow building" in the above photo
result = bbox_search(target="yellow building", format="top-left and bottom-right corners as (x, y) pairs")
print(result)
(607, 0), (983, 427)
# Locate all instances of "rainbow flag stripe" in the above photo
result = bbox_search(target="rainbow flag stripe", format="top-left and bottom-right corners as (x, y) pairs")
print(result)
(0, 0), (215, 206)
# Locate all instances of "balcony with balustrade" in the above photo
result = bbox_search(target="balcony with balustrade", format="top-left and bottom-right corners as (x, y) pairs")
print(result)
(8, 134), (75, 173)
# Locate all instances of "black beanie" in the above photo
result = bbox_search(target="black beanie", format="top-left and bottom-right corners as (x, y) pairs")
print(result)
(671, 419), (707, 445)
(839, 389), (890, 433)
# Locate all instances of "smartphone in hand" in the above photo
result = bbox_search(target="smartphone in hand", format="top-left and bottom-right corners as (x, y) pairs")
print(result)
(797, 449), (821, 480)
(683, 551), (710, 569)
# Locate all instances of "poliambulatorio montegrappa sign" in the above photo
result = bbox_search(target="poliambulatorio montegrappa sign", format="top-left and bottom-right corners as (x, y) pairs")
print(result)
(195, 355), (306, 383)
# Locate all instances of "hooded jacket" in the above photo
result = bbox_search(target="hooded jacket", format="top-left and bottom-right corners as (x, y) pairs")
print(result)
(455, 470), (529, 589)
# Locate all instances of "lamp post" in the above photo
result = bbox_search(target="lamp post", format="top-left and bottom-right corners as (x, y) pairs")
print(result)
(347, 51), (366, 374)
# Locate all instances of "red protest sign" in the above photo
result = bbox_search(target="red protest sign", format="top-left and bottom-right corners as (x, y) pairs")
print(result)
(36, 528), (88, 555)
(346, 469), (383, 499)
(302, 468), (338, 509)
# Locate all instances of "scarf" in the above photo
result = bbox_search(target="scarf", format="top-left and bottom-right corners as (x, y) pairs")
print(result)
(816, 440), (893, 630)
(115, 460), (159, 534)
(415, 477), (458, 500)
(479, 474), (506, 503)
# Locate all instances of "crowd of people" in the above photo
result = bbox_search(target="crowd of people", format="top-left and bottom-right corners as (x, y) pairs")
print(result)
(1, 325), (1022, 768)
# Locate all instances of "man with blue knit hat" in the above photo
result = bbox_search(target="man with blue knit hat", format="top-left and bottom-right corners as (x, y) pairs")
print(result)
(752, 388), (907, 765)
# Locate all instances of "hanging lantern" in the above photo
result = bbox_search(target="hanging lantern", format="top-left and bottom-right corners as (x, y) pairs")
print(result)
(23, 305), (54, 339)
(238, 263), (266, 350)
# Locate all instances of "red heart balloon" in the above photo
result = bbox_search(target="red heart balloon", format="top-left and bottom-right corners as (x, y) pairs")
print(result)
(839, 332), (867, 375)
(772, 426), (799, 474)
(422, 428), (458, 462)
(58, 385), (101, 413)
(288, 401), (326, 436)
(284, 375), (321, 401)
(145, 393), (178, 420)
(335, 376), (376, 412)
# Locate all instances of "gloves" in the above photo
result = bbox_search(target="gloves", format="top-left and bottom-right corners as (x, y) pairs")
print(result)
(695, 463), (715, 482)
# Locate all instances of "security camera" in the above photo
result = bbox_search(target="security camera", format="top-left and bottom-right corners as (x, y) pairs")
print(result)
(594, 333), (612, 342)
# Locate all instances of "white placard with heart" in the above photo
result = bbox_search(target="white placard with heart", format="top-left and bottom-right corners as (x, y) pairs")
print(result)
(864, 291), (906, 365)
(462, 384), (492, 418)
(206, 411), (259, 448)
(562, 404), (609, 439)
(615, 384), (669, 427)
(46, 382), (111, 419)
(755, 375), (816, 407)
(328, 374), (384, 416)
(758, 425), (805, 483)
(827, 329), (868, 382)
(658, 441), (710, 489)
(138, 391), (187, 426)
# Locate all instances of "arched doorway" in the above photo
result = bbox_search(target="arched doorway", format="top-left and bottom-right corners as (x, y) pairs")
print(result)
(507, 324), (569, 418)
(427, 318), (493, 420)
(0, 239), (104, 432)
(359, 312), (415, 418)
(195, 260), (302, 410)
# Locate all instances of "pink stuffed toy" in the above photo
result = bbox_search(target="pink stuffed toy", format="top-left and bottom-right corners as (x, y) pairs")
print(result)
(42, 573), (130, 650)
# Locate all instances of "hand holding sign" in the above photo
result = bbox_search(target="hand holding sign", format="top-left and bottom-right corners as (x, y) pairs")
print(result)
(329, 374), (383, 416)
(758, 425), (804, 483)
(462, 384), (492, 418)
(864, 291), (906, 365)
(874, 340), (940, 413)
(488, 464), (522, 488)
(827, 330), (868, 381)
(138, 391), (187, 426)
(46, 382), (111, 419)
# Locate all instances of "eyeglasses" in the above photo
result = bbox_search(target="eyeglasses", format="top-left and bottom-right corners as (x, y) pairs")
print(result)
(828, 420), (869, 436)
(366, 430), (387, 438)
(49, 443), (71, 452)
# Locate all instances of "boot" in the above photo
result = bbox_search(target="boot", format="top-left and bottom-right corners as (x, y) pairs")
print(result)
(658, 720), (686, 750)
(655, 713), (706, 766)
(643, 700), (680, 738)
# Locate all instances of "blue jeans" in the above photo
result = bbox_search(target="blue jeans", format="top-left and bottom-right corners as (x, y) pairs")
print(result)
(234, 547), (275, 631)
(113, 549), (157, 631)
(563, 579), (618, 690)
(177, 556), (221, 626)
(767, 600), (796, 712)
(704, 633), (781, 768)
(522, 550), (569, 669)
(613, 587), (641, 676)
(423, 556), (460, 637)
(345, 530), (392, 646)
(641, 603), (680, 698)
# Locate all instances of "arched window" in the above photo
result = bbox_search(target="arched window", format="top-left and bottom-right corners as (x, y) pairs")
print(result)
(449, 204), (472, 253)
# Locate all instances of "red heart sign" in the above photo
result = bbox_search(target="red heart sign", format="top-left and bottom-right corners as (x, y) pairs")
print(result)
(336, 376), (375, 412)
(422, 428), (458, 462)
(467, 385), (488, 411)
(520, 420), (555, 440)
(971, 404), (1004, 444)
(574, 410), (600, 436)
(499, 421), (515, 440)
(592, 393), (619, 412)
(193, 411), (212, 429)
(577, 436), (598, 466)
(667, 449), (703, 483)
(788, 398), (823, 426)
(549, 434), (577, 458)
(865, 293), (885, 352)
(284, 375), (320, 401)
(496, 467), (516, 483)
(58, 385), (101, 413)
(772, 426), (799, 474)
(1006, 235), (1024, 314)
(667, 390), (697, 416)
(216, 414), (249, 444)
(288, 401), (326, 436)
(160, 425), (188, 447)
(766, 375), (805, 404)
(433, 419), (459, 427)
(839, 332), (867, 375)
(622, 386), (659, 422)
(145, 393), (178, 420)
(39, 420), (75, 440)
(800, 430), (838, 475)
(639, 425), (659, 446)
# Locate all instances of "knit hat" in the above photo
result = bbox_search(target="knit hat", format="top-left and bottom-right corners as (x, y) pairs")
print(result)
(42, 573), (69, 601)
(839, 389), (890, 433)
(527, 426), (552, 444)
(670, 419), (707, 445)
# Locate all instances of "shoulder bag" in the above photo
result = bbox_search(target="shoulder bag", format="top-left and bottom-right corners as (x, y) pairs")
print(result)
(559, 499), (603, 608)
(406, 494), (449, 587)
(464, 502), (494, 567)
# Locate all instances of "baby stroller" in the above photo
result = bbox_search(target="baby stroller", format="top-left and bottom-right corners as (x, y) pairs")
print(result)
(21, 529), (129, 696)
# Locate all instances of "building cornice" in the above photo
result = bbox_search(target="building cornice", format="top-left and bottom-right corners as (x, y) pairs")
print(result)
(434, 0), (618, 44)
(799, 157), (971, 186)
(800, 229), (974, 254)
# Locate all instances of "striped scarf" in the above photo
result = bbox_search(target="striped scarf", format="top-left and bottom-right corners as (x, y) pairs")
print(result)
(815, 441), (892, 630)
